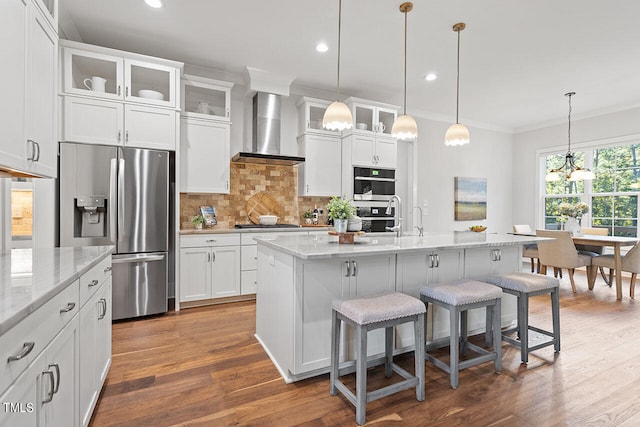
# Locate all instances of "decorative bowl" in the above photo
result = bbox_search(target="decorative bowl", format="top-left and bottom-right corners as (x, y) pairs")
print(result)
(347, 216), (362, 232)
(356, 122), (367, 130)
(259, 215), (278, 225)
(469, 225), (487, 232)
(138, 89), (164, 100)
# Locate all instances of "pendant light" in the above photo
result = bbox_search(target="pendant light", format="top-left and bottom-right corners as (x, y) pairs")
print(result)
(444, 23), (470, 146)
(391, 2), (418, 141)
(323, 0), (353, 131)
(545, 92), (595, 182)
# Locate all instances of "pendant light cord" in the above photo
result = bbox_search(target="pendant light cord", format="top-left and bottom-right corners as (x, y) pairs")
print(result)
(403, 9), (408, 115)
(336, 0), (342, 101)
(567, 92), (573, 153)
(455, 27), (461, 124)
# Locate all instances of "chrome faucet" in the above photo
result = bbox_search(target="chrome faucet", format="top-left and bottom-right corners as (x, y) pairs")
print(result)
(385, 195), (402, 237)
(413, 206), (424, 237)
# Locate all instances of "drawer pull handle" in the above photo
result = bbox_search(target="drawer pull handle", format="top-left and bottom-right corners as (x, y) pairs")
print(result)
(98, 299), (107, 320)
(60, 302), (76, 313)
(104, 266), (112, 272)
(42, 370), (55, 404)
(206, 239), (216, 243)
(88, 279), (99, 287)
(8, 342), (35, 362)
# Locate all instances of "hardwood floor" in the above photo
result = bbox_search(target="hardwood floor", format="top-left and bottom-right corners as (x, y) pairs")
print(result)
(90, 270), (640, 426)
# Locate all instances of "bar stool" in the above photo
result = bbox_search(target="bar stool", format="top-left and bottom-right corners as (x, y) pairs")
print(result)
(485, 272), (560, 363)
(420, 280), (502, 389)
(330, 291), (426, 426)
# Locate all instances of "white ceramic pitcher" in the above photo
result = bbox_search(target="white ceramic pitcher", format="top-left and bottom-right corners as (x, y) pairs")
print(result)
(83, 76), (106, 92)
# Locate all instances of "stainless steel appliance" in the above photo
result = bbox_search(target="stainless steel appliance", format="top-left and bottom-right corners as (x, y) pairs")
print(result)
(59, 142), (169, 320)
(353, 167), (396, 201)
(356, 205), (395, 233)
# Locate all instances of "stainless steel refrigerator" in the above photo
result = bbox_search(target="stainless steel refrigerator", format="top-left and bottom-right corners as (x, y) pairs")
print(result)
(59, 142), (169, 320)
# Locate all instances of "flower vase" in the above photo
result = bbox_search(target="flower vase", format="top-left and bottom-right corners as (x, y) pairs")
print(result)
(334, 219), (348, 233)
(565, 217), (581, 236)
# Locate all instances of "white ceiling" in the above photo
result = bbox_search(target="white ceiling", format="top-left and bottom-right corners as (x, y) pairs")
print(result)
(59, 0), (640, 133)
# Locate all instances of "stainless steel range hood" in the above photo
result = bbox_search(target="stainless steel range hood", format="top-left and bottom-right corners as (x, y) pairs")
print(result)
(232, 92), (304, 166)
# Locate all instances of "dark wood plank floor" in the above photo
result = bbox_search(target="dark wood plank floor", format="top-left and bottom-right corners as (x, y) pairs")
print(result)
(90, 270), (640, 426)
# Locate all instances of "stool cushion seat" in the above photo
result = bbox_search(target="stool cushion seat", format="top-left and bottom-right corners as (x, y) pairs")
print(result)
(485, 272), (559, 292)
(332, 291), (425, 325)
(421, 280), (503, 306)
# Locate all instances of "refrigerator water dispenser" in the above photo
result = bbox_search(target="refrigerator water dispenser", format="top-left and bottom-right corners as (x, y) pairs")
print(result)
(75, 196), (107, 237)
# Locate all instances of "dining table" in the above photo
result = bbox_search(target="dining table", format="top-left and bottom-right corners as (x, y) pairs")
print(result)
(571, 234), (638, 300)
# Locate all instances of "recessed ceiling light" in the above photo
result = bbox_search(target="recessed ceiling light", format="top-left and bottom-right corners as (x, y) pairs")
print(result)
(425, 73), (437, 81)
(316, 43), (329, 53)
(145, 0), (164, 8)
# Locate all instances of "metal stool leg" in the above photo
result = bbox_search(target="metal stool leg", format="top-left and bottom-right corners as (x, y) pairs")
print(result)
(493, 298), (502, 373)
(355, 324), (367, 426)
(551, 288), (561, 352)
(330, 310), (340, 396)
(519, 293), (529, 363)
(460, 309), (469, 356)
(414, 313), (425, 401)
(450, 306), (460, 389)
(385, 326), (393, 377)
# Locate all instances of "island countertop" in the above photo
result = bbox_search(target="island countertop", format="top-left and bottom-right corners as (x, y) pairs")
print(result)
(254, 232), (546, 260)
(0, 245), (115, 335)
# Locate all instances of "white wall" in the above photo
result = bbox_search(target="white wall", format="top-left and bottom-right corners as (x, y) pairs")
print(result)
(413, 116), (515, 234)
(512, 106), (640, 230)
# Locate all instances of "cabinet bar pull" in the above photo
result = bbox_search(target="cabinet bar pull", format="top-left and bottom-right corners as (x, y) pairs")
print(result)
(7, 342), (35, 362)
(48, 363), (61, 393)
(117, 85), (121, 96)
(42, 370), (55, 404)
(126, 86), (129, 97)
(351, 261), (357, 276)
(88, 279), (99, 287)
(59, 302), (76, 313)
(33, 141), (40, 161)
(98, 299), (107, 319)
(345, 261), (351, 277)
(428, 254), (434, 268)
(27, 139), (36, 160)
(207, 253), (211, 262)
(212, 252), (216, 262)
(118, 130), (122, 142)
(125, 131), (129, 143)
(205, 239), (216, 243)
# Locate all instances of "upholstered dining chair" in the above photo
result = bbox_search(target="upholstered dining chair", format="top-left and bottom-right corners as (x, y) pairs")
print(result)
(536, 230), (596, 293)
(590, 241), (640, 298)
(513, 225), (539, 273)
(577, 226), (612, 285)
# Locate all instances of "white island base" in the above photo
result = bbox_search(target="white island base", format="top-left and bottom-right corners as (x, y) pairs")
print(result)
(255, 233), (542, 383)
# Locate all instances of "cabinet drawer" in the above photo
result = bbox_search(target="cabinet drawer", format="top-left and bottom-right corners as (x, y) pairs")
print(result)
(241, 245), (258, 271)
(79, 255), (112, 307)
(181, 234), (240, 248)
(241, 270), (257, 295)
(240, 231), (306, 245)
(0, 280), (79, 394)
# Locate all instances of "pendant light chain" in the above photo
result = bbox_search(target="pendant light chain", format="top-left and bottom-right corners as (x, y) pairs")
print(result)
(402, 8), (408, 115)
(336, 0), (342, 101)
(455, 26), (461, 124)
(566, 92), (573, 153)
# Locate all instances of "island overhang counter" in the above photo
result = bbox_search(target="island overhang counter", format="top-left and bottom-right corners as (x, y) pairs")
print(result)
(254, 232), (545, 383)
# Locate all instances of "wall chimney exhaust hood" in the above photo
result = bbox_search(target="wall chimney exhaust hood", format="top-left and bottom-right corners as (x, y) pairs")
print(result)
(232, 69), (304, 166)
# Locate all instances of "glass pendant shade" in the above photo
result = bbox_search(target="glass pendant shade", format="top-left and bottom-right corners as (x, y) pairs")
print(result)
(323, 101), (353, 131)
(545, 171), (561, 182)
(392, 114), (418, 141)
(444, 123), (470, 146)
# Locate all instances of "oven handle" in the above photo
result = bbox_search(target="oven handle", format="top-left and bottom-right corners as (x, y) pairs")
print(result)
(354, 177), (396, 182)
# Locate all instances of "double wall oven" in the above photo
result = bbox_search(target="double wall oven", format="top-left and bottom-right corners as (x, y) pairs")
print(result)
(353, 167), (396, 233)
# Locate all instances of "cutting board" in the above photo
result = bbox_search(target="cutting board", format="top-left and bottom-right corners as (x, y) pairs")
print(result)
(246, 192), (284, 224)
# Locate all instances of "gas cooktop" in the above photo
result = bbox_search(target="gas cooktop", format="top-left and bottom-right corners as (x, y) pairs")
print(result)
(234, 224), (301, 229)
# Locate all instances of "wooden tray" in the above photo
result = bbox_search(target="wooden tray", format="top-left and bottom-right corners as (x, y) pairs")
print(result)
(246, 192), (283, 224)
(328, 230), (365, 244)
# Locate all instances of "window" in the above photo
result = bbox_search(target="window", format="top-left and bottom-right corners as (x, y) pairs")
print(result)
(541, 141), (640, 237)
(11, 178), (33, 248)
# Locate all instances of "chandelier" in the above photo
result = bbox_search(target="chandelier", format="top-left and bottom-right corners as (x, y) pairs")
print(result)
(545, 92), (594, 182)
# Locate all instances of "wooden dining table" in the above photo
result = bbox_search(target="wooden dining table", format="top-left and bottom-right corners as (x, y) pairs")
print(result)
(571, 234), (638, 300)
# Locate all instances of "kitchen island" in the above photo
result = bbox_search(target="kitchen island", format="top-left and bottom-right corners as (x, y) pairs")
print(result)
(254, 232), (544, 383)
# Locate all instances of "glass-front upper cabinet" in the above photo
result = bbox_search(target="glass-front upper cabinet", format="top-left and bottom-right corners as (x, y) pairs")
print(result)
(344, 97), (398, 136)
(33, 0), (57, 31)
(181, 75), (233, 121)
(296, 96), (341, 136)
(62, 47), (177, 108)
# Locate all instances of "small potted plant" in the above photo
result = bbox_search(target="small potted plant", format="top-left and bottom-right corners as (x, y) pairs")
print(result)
(191, 214), (205, 230)
(302, 209), (313, 224)
(326, 196), (355, 233)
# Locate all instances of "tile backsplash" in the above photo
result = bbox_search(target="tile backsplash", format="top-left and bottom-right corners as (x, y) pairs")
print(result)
(180, 162), (330, 229)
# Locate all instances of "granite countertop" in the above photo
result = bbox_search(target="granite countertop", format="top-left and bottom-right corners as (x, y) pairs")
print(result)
(254, 232), (548, 260)
(180, 225), (330, 235)
(0, 245), (115, 335)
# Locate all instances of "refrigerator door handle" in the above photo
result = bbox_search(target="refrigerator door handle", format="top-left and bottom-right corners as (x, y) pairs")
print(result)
(117, 156), (125, 245)
(112, 253), (166, 263)
(109, 158), (118, 243)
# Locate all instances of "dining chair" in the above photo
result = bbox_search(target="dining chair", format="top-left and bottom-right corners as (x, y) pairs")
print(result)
(536, 230), (596, 293)
(577, 226), (612, 285)
(513, 225), (539, 273)
(590, 241), (640, 298)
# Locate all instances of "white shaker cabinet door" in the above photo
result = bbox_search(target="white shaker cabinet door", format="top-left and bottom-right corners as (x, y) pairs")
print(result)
(180, 118), (230, 193)
(124, 104), (176, 150)
(297, 134), (341, 197)
(63, 97), (123, 146)
(374, 138), (397, 169)
(179, 247), (211, 302)
(211, 246), (240, 298)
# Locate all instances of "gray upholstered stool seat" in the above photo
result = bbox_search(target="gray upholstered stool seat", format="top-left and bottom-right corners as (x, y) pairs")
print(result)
(485, 272), (560, 364)
(330, 291), (426, 426)
(420, 280), (502, 389)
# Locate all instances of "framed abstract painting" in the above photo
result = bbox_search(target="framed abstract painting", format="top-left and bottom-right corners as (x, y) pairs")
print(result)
(454, 177), (487, 221)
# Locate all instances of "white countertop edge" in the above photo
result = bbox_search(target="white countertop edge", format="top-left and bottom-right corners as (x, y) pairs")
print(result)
(254, 233), (549, 260)
(179, 226), (330, 235)
(0, 245), (115, 335)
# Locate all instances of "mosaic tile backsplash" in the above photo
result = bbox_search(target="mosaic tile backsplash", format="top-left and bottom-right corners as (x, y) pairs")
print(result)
(180, 162), (330, 229)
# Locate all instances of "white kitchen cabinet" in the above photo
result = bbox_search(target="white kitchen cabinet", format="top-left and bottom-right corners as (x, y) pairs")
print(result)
(179, 234), (241, 302)
(124, 104), (177, 150)
(296, 96), (341, 136)
(0, 0), (57, 178)
(344, 97), (398, 137)
(181, 75), (233, 122)
(32, 0), (56, 32)
(346, 133), (397, 168)
(62, 45), (178, 108)
(180, 117), (230, 193)
(293, 254), (395, 374)
(296, 133), (341, 196)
